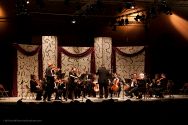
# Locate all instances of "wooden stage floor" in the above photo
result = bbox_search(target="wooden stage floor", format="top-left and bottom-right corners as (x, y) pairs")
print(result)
(0, 94), (188, 104)
(1, 94), (188, 125)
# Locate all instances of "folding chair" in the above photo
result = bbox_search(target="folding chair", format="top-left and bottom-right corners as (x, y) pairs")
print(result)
(0, 84), (9, 97)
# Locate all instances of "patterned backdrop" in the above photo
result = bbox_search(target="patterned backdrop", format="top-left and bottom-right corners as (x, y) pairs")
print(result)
(94, 37), (112, 72)
(17, 45), (39, 97)
(42, 36), (58, 77)
(61, 47), (91, 76)
(116, 46), (145, 79)
(16, 37), (145, 97)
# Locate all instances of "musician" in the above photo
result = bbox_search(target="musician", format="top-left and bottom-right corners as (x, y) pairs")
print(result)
(78, 71), (91, 98)
(151, 73), (168, 98)
(55, 67), (63, 79)
(109, 73), (121, 98)
(43, 62), (55, 101)
(91, 73), (99, 97)
(68, 67), (78, 100)
(76, 68), (82, 98)
(30, 74), (42, 100)
(96, 64), (110, 98)
(127, 73), (139, 98)
(136, 73), (147, 99)
(83, 71), (93, 97)
(54, 78), (65, 100)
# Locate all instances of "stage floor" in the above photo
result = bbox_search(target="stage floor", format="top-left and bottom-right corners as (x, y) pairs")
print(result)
(1, 94), (188, 104)
(1, 94), (188, 125)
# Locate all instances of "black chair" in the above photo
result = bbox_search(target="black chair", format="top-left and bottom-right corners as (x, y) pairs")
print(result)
(179, 83), (188, 95)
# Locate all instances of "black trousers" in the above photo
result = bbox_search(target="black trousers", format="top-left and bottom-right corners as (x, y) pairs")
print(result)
(99, 83), (109, 98)
(43, 76), (54, 101)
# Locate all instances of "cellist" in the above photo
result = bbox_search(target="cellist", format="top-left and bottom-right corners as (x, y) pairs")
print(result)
(110, 73), (121, 98)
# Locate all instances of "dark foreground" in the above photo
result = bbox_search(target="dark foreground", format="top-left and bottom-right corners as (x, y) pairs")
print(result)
(0, 98), (188, 125)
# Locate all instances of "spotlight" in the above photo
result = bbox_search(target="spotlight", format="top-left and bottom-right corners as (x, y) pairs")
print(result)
(16, 0), (29, 16)
(124, 2), (135, 9)
(26, 0), (29, 4)
(71, 19), (76, 24)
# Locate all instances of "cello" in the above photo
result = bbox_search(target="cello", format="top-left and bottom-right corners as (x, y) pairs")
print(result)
(92, 74), (99, 92)
(111, 77), (119, 92)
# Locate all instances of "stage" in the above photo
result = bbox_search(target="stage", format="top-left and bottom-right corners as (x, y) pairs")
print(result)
(1, 94), (188, 104)
(1, 95), (188, 125)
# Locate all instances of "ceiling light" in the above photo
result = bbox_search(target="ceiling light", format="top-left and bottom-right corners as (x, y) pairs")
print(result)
(71, 19), (76, 24)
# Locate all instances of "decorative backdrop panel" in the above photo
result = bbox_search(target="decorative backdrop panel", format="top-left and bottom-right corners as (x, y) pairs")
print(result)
(94, 37), (112, 72)
(116, 46), (145, 79)
(61, 47), (91, 76)
(17, 45), (39, 97)
(42, 36), (58, 77)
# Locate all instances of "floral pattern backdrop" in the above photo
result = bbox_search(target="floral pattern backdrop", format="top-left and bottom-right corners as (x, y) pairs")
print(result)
(42, 36), (58, 77)
(61, 47), (91, 76)
(116, 46), (145, 79)
(15, 37), (145, 97)
(17, 45), (39, 97)
(94, 37), (112, 72)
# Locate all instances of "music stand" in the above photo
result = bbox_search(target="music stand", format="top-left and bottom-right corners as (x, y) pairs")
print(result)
(20, 80), (24, 100)
(64, 80), (70, 102)
(80, 74), (88, 102)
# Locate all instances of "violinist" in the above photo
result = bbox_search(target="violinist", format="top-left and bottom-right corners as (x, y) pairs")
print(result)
(54, 78), (64, 100)
(30, 74), (43, 100)
(68, 67), (78, 100)
(43, 62), (55, 101)
(127, 73), (139, 98)
(151, 73), (168, 98)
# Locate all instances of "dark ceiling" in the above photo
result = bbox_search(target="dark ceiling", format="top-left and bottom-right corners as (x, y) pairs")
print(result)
(13, 0), (188, 45)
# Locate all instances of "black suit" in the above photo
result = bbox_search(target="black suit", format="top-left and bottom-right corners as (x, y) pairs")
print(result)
(43, 66), (55, 101)
(30, 79), (42, 100)
(96, 66), (110, 98)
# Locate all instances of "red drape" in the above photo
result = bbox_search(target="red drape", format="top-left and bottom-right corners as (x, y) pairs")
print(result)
(12, 47), (18, 97)
(12, 44), (42, 96)
(58, 47), (96, 74)
(111, 47), (145, 74)
(13, 44), (42, 56)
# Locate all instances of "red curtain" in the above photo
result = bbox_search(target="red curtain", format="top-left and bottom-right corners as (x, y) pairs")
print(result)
(58, 47), (96, 74)
(111, 47), (145, 74)
(12, 44), (42, 96)
(13, 44), (42, 56)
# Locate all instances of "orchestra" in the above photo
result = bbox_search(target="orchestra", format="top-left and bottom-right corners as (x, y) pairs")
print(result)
(28, 63), (169, 101)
